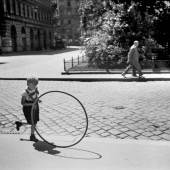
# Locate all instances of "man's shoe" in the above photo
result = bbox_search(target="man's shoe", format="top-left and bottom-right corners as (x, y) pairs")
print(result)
(121, 73), (126, 78)
(139, 75), (145, 79)
(15, 121), (22, 131)
(30, 135), (38, 142)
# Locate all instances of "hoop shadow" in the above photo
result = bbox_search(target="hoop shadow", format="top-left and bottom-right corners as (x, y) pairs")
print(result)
(33, 141), (102, 160)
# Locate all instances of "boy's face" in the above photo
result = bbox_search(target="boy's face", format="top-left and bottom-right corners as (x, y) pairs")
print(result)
(28, 83), (37, 90)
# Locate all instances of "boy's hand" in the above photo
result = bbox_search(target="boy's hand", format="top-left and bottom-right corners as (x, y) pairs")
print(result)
(38, 100), (42, 103)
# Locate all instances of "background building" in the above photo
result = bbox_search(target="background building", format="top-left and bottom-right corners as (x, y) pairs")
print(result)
(55, 0), (81, 45)
(0, 0), (55, 52)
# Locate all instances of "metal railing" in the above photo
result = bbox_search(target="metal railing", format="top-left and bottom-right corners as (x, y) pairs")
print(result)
(64, 55), (87, 72)
(63, 55), (170, 73)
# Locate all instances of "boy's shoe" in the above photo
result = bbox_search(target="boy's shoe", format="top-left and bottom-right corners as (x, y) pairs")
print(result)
(15, 121), (22, 131)
(30, 134), (38, 142)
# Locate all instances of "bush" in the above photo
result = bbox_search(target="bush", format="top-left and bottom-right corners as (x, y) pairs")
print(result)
(83, 32), (127, 68)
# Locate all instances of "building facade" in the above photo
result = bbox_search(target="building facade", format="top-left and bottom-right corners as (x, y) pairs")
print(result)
(0, 0), (55, 52)
(55, 0), (81, 45)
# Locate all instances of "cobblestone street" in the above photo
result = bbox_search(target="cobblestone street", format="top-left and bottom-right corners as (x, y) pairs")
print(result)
(1, 80), (170, 141)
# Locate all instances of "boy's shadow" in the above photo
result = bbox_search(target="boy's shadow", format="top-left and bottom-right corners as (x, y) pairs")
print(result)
(33, 141), (60, 155)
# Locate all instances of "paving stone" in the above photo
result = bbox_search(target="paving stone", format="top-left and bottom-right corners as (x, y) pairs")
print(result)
(149, 135), (162, 140)
(152, 130), (163, 135)
(100, 132), (111, 137)
(116, 133), (128, 139)
(108, 129), (121, 135)
(142, 132), (154, 137)
(1, 80), (170, 142)
(159, 134), (170, 141)
(125, 131), (140, 138)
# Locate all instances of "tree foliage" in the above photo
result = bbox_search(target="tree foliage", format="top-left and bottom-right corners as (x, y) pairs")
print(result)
(79, 0), (170, 66)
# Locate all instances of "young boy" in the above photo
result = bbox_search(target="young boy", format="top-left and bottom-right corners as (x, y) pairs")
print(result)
(15, 77), (39, 142)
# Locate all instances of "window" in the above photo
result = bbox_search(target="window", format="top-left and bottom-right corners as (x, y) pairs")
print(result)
(38, 12), (40, 20)
(35, 12), (37, 20)
(13, 0), (16, 15)
(23, 4), (25, 16)
(67, 1), (71, 7)
(39, 12), (42, 20)
(18, 2), (21, 16)
(68, 20), (71, 25)
(6, 0), (11, 14)
(27, 6), (30, 18)
(31, 8), (34, 19)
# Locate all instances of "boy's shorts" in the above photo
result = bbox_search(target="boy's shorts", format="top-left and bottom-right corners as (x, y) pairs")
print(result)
(23, 104), (39, 125)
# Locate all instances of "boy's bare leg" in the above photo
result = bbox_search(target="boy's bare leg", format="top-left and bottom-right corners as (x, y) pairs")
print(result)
(30, 125), (38, 142)
(31, 125), (35, 135)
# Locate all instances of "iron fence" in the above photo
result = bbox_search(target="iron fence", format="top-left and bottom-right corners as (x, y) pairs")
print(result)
(64, 55), (87, 72)
(63, 54), (170, 73)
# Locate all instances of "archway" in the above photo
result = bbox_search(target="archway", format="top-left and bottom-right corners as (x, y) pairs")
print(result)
(11, 25), (17, 51)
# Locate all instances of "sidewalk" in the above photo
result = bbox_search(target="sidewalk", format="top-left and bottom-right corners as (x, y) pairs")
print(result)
(60, 68), (170, 81)
(1, 134), (170, 170)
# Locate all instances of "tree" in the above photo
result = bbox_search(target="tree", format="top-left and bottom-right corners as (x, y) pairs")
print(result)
(79, 0), (126, 67)
(153, 2), (170, 49)
(79, 0), (170, 67)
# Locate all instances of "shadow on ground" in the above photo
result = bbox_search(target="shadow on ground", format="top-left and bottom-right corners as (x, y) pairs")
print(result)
(33, 140), (102, 160)
(0, 62), (7, 65)
(0, 47), (81, 57)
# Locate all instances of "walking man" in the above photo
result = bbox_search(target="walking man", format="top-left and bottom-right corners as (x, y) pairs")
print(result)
(121, 40), (144, 79)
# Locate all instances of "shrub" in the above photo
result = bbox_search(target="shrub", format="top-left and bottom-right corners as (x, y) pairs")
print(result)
(84, 31), (126, 68)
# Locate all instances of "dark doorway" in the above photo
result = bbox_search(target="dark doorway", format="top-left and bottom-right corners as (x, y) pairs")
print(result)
(43, 31), (47, 49)
(49, 31), (52, 48)
(21, 27), (26, 51)
(11, 25), (17, 51)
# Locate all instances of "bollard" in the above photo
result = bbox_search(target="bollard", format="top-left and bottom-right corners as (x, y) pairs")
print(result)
(78, 55), (79, 64)
(82, 55), (84, 62)
(64, 59), (66, 71)
(72, 57), (74, 68)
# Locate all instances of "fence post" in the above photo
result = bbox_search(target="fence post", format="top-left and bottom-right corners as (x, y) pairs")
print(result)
(82, 55), (84, 62)
(72, 57), (74, 68)
(78, 55), (79, 64)
(63, 59), (66, 71)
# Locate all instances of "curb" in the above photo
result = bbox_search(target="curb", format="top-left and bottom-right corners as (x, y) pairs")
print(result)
(0, 77), (170, 82)
(61, 70), (170, 75)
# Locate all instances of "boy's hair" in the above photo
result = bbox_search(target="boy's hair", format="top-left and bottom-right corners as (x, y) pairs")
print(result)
(27, 77), (39, 85)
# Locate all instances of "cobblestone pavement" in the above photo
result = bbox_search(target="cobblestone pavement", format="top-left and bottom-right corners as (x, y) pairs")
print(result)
(1, 80), (170, 141)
